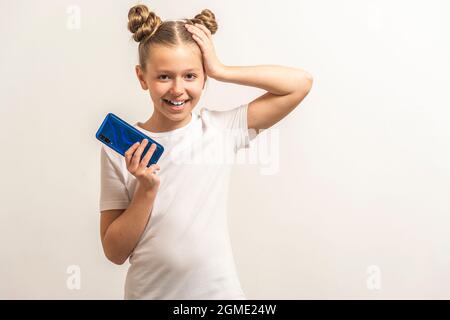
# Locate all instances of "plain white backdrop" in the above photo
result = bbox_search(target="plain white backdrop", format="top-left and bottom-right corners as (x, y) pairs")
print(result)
(1, 0), (449, 299)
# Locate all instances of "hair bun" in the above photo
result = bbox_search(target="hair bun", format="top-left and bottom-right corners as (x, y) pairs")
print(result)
(127, 4), (162, 42)
(193, 9), (218, 35)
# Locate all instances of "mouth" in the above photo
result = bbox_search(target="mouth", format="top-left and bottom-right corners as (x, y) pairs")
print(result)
(162, 98), (190, 111)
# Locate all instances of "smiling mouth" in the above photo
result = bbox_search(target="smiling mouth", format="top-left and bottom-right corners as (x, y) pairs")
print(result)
(161, 99), (191, 111)
(162, 99), (190, 106)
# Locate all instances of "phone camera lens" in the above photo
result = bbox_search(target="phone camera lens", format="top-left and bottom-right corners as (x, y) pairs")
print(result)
(100, 134), (111, 144)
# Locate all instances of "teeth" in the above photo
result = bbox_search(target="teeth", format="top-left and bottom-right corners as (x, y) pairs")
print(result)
(164, 99), (186, 106)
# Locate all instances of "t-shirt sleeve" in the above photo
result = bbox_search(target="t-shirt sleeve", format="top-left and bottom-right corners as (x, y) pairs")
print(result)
(99, 145), (131, 212)
(201, 103), (258, 152)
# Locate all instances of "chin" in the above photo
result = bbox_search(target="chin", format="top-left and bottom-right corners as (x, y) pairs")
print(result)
(164, 108), (192, 119)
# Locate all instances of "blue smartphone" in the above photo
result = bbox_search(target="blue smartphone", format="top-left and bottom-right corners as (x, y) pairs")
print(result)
(95, 113), (164, 166)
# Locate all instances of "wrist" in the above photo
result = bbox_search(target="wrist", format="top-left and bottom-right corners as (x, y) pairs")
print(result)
(211, 64), (229, 81)
(135, 184), (158, 200)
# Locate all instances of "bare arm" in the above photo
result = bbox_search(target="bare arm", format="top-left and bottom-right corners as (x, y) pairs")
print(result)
(213, 65), (313, 132)
(100, 185), (157, 265)
(182, 23), (313, 133)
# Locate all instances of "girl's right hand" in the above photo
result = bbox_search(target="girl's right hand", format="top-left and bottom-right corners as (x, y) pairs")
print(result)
(125, 139), (161, 194)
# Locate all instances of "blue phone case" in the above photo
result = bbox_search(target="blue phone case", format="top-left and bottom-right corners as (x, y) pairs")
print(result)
(95, 113), (164, 167)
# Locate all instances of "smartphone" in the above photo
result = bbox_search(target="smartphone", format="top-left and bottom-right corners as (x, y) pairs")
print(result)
(95, 113), (164, 167)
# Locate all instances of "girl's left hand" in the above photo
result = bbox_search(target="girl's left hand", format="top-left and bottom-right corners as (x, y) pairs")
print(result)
(184, 23), (226, 79)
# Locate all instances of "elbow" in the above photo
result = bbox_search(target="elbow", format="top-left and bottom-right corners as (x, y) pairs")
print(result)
(112, 259), (127, 266)
(291, 73), (313, 103)
(302, 72), (314, 91)
(102, 237), (128, 265)
(106, 253), (127, 265)
(292, 71), (313, 97)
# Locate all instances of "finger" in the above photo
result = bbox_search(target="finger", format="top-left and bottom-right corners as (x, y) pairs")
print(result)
(125, 142), (140, 167)
(192, 33), (205, 47)
(131, 139), (148, 169)
(186, 25), (205, 41)
(148, 163), (160, 171)
(189, 28), (203, 39)
(194, 23), (212, 39)
(139, 143), (157, 169)
(147, 163), (161, 174)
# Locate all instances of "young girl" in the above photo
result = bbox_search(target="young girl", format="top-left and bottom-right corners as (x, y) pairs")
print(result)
(99, 4), (313, 300)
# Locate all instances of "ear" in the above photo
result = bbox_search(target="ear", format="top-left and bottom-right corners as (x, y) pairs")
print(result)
(135, 65), (149, 90)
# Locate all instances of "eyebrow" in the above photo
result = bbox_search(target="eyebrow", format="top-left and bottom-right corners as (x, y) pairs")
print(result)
(156, 68), (200, 73)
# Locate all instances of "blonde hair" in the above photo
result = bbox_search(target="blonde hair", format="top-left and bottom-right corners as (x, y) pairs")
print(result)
(127, 4), (218, 72)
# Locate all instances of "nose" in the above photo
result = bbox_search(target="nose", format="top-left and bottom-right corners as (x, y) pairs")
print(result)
(170, 78), (185, 95)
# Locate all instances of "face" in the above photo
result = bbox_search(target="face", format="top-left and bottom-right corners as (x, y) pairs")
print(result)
(135, 44), (206, 125)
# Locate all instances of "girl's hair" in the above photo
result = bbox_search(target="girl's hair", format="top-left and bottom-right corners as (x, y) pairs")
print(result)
(127, 4), (218, 73)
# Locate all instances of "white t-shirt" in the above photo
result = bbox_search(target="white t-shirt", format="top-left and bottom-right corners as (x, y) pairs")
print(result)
(99, 104), (258, 299)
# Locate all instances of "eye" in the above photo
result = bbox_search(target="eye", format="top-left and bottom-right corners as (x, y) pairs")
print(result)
(186, 73), (197, 80)
(157, 73), (197, 81)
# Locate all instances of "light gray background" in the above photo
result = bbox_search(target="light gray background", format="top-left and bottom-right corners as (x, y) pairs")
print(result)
(1, 0), (449, 299)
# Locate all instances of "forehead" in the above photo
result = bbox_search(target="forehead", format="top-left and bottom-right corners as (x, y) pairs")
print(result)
(149, 45), (202, 72)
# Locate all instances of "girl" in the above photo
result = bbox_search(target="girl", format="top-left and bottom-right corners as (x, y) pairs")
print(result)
(99, 3), (313, 300)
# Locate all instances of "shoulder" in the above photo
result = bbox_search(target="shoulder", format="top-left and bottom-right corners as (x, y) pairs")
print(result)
(198, 104), (248, 129)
